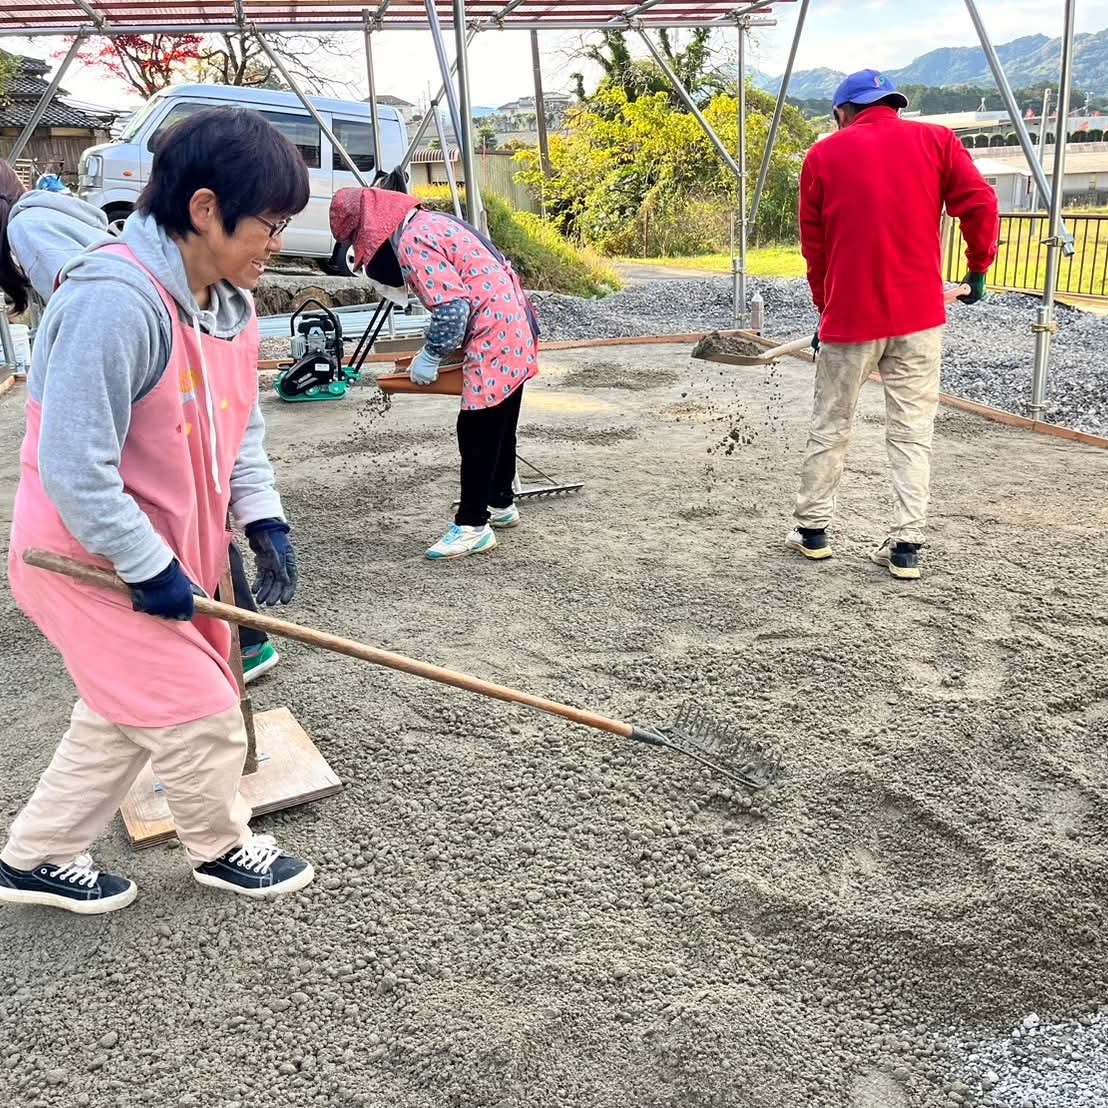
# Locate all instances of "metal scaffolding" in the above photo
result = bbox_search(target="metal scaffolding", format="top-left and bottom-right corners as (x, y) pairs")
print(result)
(0, 0), (1084, 416)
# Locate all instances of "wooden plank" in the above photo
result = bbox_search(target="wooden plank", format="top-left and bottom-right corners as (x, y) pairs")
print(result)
(0, 373), (25, 402)
(119, 707), (342, 848)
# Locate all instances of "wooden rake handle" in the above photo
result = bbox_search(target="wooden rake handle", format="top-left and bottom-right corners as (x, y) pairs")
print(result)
(23, 549), (637, 743)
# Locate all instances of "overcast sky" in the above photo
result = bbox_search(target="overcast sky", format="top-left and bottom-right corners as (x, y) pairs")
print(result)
(7, 0), (1108, 111)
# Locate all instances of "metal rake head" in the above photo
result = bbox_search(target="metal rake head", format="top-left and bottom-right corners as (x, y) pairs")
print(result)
(660, 702), (781, 790)
(514, 484), (585, 501)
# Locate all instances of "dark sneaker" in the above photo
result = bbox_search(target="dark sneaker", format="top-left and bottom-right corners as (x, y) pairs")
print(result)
(0, 854), (137, 914)
(193, 835), (314, 899)
(871, 539), (921, 580)
(242, 641), (279, 685)
(786, 526), (833, 560)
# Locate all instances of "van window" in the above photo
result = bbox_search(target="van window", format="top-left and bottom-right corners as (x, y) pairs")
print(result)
(121, 96), (167, 142)
(332, 118), (376, 173)
(146, 102), (323, 170)
(147, 101), (211, 150)
(258, 109), (322, 169)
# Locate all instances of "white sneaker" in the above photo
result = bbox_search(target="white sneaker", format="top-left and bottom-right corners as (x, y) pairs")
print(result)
(426, 523), (497, 560)
(488, 503), (521, 529)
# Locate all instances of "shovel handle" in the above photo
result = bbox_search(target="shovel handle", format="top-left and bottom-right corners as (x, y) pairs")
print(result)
(22, 549), (636, 741)
(760, 335), (818, 361)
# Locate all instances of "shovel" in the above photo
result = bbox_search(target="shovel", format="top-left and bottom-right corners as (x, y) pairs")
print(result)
(23, 550), (779, 792)
(714, 284), (974, 367)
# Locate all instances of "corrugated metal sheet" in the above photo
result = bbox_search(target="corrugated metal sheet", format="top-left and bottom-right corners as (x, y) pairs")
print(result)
(0, 0), (797, 33)
(410, 146), (460, 163)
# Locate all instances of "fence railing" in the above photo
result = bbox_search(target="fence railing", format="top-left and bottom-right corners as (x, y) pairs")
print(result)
(942, 212), (1108, 300)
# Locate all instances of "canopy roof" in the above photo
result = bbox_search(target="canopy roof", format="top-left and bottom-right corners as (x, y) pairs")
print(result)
(0, 0), (794, 34)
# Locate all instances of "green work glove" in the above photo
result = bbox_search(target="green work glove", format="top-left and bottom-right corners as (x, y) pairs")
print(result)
(957, 272), (988, 305)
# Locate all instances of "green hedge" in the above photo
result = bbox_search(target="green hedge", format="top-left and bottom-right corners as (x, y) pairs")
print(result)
(416, 187), (621, 297)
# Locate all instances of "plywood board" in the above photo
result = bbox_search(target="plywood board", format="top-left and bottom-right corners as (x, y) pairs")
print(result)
(120, 707), (342, 848)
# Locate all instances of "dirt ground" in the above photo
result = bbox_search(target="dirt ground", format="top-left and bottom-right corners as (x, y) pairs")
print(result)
(1, 345), (1106, 1108)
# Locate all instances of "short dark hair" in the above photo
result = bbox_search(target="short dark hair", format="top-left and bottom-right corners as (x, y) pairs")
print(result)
(138, 107), (310, 237)
(0, 160), (31, 315)
(843, 94), (904, 114)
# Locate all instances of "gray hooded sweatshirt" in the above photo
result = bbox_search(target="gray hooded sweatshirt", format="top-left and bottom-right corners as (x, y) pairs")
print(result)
(7, 189), (110, 303)
(26, 210), (284, 584)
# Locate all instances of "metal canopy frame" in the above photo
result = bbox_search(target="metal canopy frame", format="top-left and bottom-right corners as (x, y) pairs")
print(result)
(0, 0), (1080, 415)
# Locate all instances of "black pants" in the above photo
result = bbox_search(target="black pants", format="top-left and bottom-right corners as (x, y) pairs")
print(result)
(454, 384), (524, 528)
(227, 540), (267, 651)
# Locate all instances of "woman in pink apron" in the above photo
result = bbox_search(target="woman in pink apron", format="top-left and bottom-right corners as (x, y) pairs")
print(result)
(331, 187), (540, 560)
(0, 109), (312, 914)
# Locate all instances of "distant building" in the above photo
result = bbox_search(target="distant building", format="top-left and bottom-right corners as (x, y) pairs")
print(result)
(0, 52), (116, 182)
(496, 94), (571, 115)
(970, 145), (1108, 209)
(367, 94), (416, 122)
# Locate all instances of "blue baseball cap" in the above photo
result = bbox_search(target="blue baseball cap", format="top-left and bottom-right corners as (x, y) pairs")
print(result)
(832, 69), (909, 110)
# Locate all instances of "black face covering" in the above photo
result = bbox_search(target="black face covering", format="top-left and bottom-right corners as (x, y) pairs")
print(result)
(365, 240), (404, 287)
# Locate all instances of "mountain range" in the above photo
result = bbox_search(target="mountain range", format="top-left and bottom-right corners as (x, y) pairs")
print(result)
(754, 26), (1108, 101)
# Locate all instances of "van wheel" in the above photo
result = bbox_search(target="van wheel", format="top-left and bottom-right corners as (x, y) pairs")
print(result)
(325, 242), (361, 278)
(105, 204), (133, 236)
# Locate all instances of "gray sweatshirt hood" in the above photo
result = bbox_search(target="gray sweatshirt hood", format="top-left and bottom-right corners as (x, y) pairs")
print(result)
(10, 188), (108, 232)
(8, 190), (111, 302)
(59, 210), (255, 340)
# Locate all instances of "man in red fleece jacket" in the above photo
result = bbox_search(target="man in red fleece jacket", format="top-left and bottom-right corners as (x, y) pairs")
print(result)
(787, 69), (999, 580)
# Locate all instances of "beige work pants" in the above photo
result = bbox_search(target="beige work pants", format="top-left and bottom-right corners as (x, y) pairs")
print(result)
(1, 699), (251, 870)
(793, 326), (944, 545)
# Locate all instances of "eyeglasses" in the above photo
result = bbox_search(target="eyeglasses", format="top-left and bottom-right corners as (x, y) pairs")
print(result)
(252, 215), (292, 240)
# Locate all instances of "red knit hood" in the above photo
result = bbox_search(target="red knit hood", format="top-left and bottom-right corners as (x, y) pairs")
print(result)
(329, 188), (421, 270)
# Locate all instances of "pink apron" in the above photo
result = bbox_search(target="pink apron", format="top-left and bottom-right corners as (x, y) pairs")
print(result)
(7, 244), (260, 728)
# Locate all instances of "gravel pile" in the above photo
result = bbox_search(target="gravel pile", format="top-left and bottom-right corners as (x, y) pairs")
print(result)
(533, 278), (1108, 436)
(938, 1009), (1108, 1107)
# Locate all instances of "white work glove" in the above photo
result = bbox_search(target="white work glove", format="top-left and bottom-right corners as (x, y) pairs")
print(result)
(409, 348), (442, 386)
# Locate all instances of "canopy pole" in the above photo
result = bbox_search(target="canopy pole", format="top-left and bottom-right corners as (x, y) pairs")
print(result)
(362, 11), (385, 173)
(433, 108), (465, 217)
(530, 30), (552, 179)
(453, 0), (485, 229)
(635, 31), (746, 186)
(398, 27), (478, 173)
(1030, 0), (1076, 418)
(963, 0), (1073, 253)
(735, 17), (748, 327)
(6, 35), (85, 162)
(253, 29), (370, 184)
(424, 0), (465, 163)
(750, 0), (810, 227)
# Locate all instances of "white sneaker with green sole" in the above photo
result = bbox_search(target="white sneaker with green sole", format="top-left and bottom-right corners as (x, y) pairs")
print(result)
(426, 524), (497, 560)
(488, 504), (520, 529)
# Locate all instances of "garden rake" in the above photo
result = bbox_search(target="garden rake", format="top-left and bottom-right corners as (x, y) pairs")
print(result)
(25, 550), (778, 792)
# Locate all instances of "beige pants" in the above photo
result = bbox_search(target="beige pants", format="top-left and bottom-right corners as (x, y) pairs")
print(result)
(1, 699), (252, 870)
(794, 326), (943, 545)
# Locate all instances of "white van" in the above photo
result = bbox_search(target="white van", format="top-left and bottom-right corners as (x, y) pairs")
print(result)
(77, 83), (408, 275)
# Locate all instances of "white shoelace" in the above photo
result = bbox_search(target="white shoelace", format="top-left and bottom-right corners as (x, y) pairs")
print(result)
(228, 835), (282, 874)
(52, 853), (99, 887)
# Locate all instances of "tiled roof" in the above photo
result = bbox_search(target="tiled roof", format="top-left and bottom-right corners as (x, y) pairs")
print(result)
(0, 51), (107, 131)
(0, 99), (108, 129)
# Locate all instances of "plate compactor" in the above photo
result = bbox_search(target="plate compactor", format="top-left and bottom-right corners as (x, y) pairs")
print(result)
(274, 298), (398, 403)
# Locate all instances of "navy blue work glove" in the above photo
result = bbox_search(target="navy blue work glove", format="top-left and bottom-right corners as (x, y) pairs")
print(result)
(129, 558), (205, 621)
(957, 271), (988, 305)
(245, 518), (297, 606)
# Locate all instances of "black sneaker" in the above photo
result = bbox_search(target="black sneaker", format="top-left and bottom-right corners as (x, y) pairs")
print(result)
(786, 526), (833, 560)
(0, 854), (137, 914)
(193, 835), (314, 899)
(871, 538), (921, 580)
